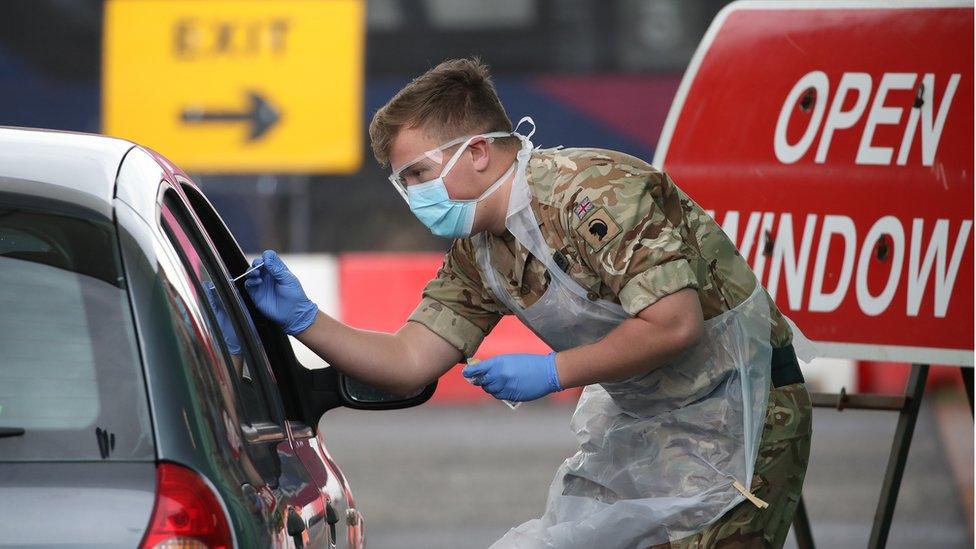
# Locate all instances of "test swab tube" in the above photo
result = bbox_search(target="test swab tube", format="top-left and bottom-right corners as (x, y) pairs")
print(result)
(465, 358), (521, 410)
(233, 261), (265, 282)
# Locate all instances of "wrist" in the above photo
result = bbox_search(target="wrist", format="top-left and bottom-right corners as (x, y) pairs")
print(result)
(286, 301), (319, 336)
(546, 352), (563, 393)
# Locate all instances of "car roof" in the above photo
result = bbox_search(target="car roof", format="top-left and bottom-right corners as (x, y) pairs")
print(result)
(0, 126), (136, 219)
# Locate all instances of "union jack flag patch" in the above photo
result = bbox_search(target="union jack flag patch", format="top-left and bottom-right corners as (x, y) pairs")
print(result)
(573, 197), (595, 220)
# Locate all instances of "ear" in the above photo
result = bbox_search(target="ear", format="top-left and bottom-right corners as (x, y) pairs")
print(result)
(467, 137), (492, 173)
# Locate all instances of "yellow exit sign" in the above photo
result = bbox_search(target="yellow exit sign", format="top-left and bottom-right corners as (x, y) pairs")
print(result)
(103, 0), (364, 173)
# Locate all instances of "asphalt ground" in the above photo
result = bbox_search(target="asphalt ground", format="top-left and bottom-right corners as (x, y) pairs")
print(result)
(318, 387), (973, 549)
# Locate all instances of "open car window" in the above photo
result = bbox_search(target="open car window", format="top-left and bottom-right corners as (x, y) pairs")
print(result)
(159, 192), (279, 428)
(177, 180), (312, 424)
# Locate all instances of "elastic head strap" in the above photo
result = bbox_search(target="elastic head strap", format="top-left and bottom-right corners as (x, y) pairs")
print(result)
(440, 131), (511, 176)
(474, 159), (518, 201)
(513, 116), (536, 140)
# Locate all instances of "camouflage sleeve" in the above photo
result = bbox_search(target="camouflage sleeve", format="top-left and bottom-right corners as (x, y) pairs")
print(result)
(407, 239), (504, 358)
(565, 162), (700, 316)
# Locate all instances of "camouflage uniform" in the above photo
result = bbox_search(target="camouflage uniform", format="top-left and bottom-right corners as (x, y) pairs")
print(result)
(646, 383), (813, 548)
(409, 147), (812, 546)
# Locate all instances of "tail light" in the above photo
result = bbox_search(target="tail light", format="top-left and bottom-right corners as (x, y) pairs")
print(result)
(140, 462), (233, 549)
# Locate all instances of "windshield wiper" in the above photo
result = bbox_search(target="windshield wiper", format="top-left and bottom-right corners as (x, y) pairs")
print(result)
(0, 427), (26, 438)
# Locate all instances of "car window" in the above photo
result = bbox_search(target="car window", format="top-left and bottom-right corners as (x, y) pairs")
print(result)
(178, 181), (310, 424)
(0, 202), (154, 461)
(159, 193), (276, 427)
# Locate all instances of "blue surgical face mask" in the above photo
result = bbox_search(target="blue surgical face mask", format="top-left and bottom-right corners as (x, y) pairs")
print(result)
(407, 157), (517, 238)
(389, 118), (537, 238)
(397, 133), (512, 238)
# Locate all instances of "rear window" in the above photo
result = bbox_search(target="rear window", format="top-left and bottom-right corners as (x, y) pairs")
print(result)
(0, 202), (153, 461)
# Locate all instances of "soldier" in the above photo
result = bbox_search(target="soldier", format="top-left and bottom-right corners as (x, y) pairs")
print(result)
(244, 58), (813, 548)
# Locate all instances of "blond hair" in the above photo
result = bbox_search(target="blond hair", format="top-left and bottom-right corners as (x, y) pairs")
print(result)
(368, 57), (515, 167)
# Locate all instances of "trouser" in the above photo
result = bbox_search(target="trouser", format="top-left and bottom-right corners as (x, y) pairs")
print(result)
(647, 346), (814, 549)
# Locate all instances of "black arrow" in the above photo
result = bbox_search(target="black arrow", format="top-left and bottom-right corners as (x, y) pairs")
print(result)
(181, 91), (280, 141)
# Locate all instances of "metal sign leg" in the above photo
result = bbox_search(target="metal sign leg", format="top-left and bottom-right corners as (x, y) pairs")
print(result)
(960, 367), (973, 416)
(867, 363), (929, 549)
(792, 495), (815, 549)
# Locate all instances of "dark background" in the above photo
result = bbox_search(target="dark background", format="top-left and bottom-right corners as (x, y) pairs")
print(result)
(0, 0), (727, 254)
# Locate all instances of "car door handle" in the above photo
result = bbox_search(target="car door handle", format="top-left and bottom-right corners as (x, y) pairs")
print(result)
(325, 502), (339, 545)
(287, 506), (307, 536)
(287, 506), (307, 549)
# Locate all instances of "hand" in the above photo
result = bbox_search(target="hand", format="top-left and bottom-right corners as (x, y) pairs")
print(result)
(243, 250), (318, 336)
(203, 281), (241, 355)
(462, 352), (563, 402)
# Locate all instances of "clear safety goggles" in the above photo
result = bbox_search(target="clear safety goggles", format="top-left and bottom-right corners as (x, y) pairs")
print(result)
(387, 131), (512, 201)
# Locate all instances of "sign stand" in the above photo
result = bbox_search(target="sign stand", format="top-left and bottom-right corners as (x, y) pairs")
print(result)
(791, 364), (976, 548)
(961, 368), (974, 414)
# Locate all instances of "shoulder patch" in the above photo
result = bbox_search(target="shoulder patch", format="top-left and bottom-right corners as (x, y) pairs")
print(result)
(575, 207), (622, 253)
(572, 197), (596, 220)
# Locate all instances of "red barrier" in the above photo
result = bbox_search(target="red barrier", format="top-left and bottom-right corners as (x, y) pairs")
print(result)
(856, 361), (964, 394)
(339, 253), (581, 404)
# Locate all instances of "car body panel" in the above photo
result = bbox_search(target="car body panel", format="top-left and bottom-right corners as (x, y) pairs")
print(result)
(301, 432), (365, 547)
(0, 126), (421, 548)
(166, 178), (340, 548)
(0, 462), (156, 547)
(0, 127), (352, 548)
(0, 126), (132, 220)
(124, 147), (348, 547)
(172, 175), (367, 547)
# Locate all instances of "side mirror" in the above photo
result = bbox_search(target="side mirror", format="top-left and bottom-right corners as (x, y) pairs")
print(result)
(339, 374), (436, 410)
(296, 366), (437, 425)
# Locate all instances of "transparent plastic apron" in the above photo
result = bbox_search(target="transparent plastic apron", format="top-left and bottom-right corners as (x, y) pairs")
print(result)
(477, 129), (775, 548)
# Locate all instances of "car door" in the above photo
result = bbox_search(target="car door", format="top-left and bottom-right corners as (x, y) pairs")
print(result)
(158, 184), (332, 548)
(174, 178), (364, 548)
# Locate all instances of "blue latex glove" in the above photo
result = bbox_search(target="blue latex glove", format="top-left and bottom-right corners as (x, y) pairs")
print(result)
(243, 250), (319, 336)
(462, 352), (563, 402)
(203, 281), (240, 355)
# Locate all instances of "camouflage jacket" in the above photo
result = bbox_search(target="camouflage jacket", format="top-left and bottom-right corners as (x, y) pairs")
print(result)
(408, 147), (793, 358)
